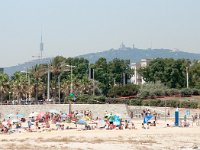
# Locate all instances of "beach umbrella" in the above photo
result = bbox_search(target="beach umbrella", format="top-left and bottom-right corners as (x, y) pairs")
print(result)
(36, 112), (46, 119)
(67, 114), (72, 117)
(113, 121), (120, 126)
(143, 115), (153, 124)
(11, 119), (19, 124)
(113, 115), (120, 126)
(76, 119), (87, 125)
(49, 109), (60, 114)
(115, 113), (121, 118)
(76, 113), (84, 118)
(29, 112), (39, 118)
(16, 114), (25, 117)
(5, 114), (15, 118)
(61, 114), (67, 118)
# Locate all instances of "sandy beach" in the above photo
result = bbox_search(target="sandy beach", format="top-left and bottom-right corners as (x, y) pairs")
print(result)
(0, 120), (200, 150)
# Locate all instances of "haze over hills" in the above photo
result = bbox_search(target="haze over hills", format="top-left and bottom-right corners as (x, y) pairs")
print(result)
(4, 58), (52, 76)
(4, 45), (200, 76)
(78, 45), (200, 63)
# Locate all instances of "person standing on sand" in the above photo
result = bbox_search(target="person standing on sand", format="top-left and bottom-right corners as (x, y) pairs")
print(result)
(28, 120), (32, 130)
(35, 121), (39, 129)
(167, 110), (170, 117)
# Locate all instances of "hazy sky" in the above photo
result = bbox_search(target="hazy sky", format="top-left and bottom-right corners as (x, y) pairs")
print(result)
(0, 0), (200, 67)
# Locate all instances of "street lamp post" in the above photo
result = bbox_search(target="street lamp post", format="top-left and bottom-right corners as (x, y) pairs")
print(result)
(47, 64), (50, 102)
(89, 68), (95, 96)
(9, 92), (11, 101)
(165, 99), (166, 122)
(58, 75), (61, 104)
(65, 65), (76, 114)
(186, 67), (189, 88)
(70, 65), (73, 93)
(93, 69), (95, 96)
(58, 72), (65, 104)
(66, 65), (75, 94)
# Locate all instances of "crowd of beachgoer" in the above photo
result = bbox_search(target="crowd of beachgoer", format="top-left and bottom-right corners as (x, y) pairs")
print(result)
(0, 110), (138, 134)
(0, 109), (200, 134)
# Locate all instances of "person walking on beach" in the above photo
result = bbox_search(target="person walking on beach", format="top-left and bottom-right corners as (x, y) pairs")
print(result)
(28, 120), (33, 131)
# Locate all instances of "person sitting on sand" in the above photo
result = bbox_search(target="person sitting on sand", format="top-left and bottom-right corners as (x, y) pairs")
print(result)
(142, 123), (146, 129)
(56, 122), (60, 130)
(128, 120), (136, 129)
(21, 118), (26, 122)
(124, 120), (128, 129)
(105, 119), (110, 129)
(61, 124), (64, 130)
(16, 122), (21, 129)
(35, 121), (39, 129)
(150, 121), (156, 126)
(3, 126), (8, 133)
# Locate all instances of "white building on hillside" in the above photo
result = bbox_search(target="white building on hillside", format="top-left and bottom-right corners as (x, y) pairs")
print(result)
(131, 59), (151, 85)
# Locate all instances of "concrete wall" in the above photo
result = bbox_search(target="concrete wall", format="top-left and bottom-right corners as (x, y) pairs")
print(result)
(0, 104), (129, 119)
(128, 106), (200, 118)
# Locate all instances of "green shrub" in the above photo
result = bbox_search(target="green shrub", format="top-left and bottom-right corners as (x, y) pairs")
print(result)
(166, 88), (180, 96)
(138, 90), (149, 99)
(128, 99), (142, 106)
(105, 98), (127, 104)
(188, 101), (198, 109)
(139, 81), (170, 99)
(76, 94), (90, 103)
(141, 100), (150, 106)
(191, 88), (200, 95)
(180, 88), (192, 97)
(107, 84), (139, 98)
(166, 100), (179, 107)
(149, 91), (156, 99)
(150, 99), (161, 106)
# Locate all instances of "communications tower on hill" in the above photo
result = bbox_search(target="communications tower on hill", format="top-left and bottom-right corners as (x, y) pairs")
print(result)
(40, 33), (44, 59)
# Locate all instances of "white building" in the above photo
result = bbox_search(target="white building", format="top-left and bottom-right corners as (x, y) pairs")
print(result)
(131, 59), (151, 85)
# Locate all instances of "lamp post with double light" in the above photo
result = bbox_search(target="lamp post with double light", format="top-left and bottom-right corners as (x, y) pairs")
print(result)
(66, 65), (76, 94)
(186, 66), (189, 88)
(65, 65), (76, 114)
(9, 92), (11, 101)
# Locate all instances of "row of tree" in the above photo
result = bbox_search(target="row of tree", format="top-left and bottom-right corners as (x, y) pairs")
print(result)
(0, 56), (131, 104)
(138, 58), (200, 89)
(0, 57), (200, 104)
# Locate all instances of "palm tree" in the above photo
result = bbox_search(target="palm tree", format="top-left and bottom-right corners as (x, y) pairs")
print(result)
(30, 64), (47, 103)
(10, 72), (28, 104)
(0, 73), (9, 104)
(50, 56), (67, 102)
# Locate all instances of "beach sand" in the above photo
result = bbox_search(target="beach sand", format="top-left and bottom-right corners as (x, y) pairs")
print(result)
(0, 120), (200, 150)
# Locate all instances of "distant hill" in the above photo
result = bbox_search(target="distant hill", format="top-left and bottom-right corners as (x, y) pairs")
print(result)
(4, 46), (200, 76)
(78, 47), (200, 63)
(4, 58), (52, 76)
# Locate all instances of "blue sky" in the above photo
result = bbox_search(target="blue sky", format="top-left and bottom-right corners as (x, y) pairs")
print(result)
(0, 0), (200, 67)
